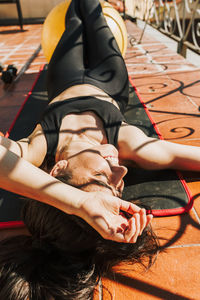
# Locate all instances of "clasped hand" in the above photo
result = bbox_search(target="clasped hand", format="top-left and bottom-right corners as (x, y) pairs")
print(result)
(79, 191), (153, 243)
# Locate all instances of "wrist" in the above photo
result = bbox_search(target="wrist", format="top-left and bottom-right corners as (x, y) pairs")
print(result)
(61, 184), (86, 216)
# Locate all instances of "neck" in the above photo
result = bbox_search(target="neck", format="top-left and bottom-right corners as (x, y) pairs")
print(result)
(55, 135), (100, 162)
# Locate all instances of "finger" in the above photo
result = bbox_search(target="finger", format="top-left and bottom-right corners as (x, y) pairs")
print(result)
(116, 214), (129, 233)
(102, 213), (129, 237)
(124, 217), (136, 242)
(139, 208), (147, 235)
(104, 215), (153, 243)
(102, 215), (132, 243)
(107, 232), (129, 243)
(120, 199), (141, 215)
(103, 226), (129, 243)
(146, 214), (153, 227)
(130, 213), (140, 243)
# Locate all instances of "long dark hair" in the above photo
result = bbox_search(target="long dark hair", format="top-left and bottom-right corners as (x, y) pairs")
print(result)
(0, 197), (159, 300)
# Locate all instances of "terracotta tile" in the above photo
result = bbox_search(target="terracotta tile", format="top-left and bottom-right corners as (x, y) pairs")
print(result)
(126, 24), (160, 45)
(148, 94), (196, 115)
(0, 30), (44, 132)
(99, 247), (200, 300)
(162, 62), (197, 74)
(141, 43), (174, 54)
(132, 78), (185, 102)
(125, 50), (146, 61)
(131, 83), (199, 116)
(150, 114), (200, 141)
(151, 209), (200, 248)
(125, 56), (149, 65)
(168, 71), (200, 105)
(128, 64), (161, 76)
(153, 54), (186, 63)
(148, 47), (179, 58)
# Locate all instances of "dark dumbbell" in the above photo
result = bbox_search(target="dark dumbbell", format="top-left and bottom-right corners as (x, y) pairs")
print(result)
(1, 64), (18, 84)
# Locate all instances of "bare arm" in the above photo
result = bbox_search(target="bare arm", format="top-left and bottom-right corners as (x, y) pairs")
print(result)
(118, 124), (200, 171)
(0, 124), (47, 167)
(0, 143), (83, 214)
(0, 143), (151, 243)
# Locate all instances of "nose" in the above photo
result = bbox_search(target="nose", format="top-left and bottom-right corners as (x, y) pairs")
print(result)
(110, 164), (128, 191)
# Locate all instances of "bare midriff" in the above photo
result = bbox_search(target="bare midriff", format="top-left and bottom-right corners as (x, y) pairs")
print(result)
(50, 84), (120, 110)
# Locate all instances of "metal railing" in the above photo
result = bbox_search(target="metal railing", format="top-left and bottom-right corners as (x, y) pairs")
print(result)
(128, 0), (200, 57)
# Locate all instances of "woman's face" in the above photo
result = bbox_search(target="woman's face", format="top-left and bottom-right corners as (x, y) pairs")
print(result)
(66, 144), (128, 197)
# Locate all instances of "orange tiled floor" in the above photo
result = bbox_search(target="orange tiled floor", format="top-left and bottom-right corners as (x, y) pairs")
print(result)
(0, 24), (46, 133)
(0, 20), (200, 300)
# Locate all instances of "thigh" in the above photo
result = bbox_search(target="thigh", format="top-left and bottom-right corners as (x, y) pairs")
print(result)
(47, 0), (85, 101)
(80, 0), (129, 112)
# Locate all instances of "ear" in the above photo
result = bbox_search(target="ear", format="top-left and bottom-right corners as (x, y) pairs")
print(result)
(50, 160), (68, 177)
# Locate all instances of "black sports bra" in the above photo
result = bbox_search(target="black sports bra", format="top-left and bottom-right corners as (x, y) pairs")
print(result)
(40, 96), (125, 157)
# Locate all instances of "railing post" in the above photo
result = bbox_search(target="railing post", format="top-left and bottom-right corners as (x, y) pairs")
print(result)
(177, 40), (187, 57)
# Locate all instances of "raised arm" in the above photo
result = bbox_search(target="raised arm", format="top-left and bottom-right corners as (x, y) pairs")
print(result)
(0, 143), (151, 243)
(118, 124), (200, 171)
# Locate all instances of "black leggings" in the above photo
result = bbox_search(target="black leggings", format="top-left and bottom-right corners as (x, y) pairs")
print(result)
(47, 0), (129, 113)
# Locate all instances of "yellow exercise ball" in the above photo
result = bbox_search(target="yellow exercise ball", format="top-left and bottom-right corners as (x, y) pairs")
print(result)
(41, 0), (127, 62)
(101, 1), (127, 57)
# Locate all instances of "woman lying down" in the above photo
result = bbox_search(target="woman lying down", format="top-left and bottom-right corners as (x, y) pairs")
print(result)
(0, 0), (200, 299)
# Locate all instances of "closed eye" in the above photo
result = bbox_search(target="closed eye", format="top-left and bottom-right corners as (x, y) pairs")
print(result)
(75, 179), (113, 193)
(95, 172), (109, 180)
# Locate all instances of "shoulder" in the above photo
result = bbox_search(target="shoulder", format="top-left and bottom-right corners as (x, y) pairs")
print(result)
(117, 123), (149, 161)
(18, 124), (47, 167)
